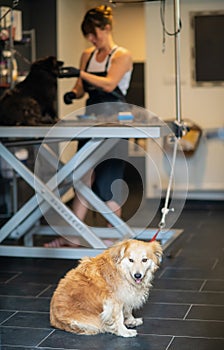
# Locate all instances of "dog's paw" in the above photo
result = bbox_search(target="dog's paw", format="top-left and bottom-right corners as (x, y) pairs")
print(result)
(119, 328), (137, 337)
(134, 317), (143, 327)
(125, 317), (143, 328)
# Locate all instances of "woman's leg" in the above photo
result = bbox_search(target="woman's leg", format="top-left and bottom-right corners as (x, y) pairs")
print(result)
(106, 200), (122, 217)
(44, 172), (93, 247)
(45, 158), (125, 247)
(105, 200), (122, 230)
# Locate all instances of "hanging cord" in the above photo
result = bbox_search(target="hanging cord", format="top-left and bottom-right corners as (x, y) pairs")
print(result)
(160, 0), (182, 53)
(159, 136), (178, 228)
(150, 136), (178, 242)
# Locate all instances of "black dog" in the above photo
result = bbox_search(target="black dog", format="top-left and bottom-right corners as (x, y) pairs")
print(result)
(0, 56), (63, 126)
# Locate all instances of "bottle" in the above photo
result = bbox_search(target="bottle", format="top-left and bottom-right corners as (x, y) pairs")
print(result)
(0, 60), (7, 85)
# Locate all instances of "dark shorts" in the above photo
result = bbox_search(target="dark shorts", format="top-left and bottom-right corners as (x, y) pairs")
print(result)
(92, 157), (125, 203)
(77, 139), (126, 204)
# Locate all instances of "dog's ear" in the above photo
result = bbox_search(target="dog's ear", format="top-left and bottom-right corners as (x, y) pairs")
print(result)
(109, 240), (129, 264)
(150, 241), (163, 265)
(31, 56), (60, 75)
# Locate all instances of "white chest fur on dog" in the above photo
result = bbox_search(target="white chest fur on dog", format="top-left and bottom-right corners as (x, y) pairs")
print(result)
(50, 239), (162, 337)
(116, 270), (154, 309)
(116, 282), (149, 309)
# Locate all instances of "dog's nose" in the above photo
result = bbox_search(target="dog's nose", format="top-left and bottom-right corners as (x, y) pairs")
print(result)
(134, 273), (142, 279)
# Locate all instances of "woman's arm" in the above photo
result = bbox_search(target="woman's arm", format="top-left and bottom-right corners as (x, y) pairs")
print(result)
(80, 48), (133, 93)
(71, 48), (94, 98)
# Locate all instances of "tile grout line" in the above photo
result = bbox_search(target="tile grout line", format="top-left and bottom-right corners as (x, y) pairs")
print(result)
(152, 287), (224, 293)
(155, 276), (223, 281)
(186, 233), (194, 243)
(196, 221), (203, 229)
(141, 332), (224, 340)
(5, 272), (22, 284)
(0, 311), (18, 325)
(144, 317), (188, 321)
(199, 280), (207, 292)
(174, 248), (183, 257)
(36, 284), (53, 298)
(211, 258), (219, 270)
(145, 302), (224, 307)
(36, 329), (56, 348)
(186, 318), (224, 323)
(144, 316), (224, 322)
(0, 309), (49, 314)
(165, 336), (175, 350)
(0, 294), (51, 299)
(1, 325), (53, 330)
(158, 267), (167, 279)
(183, 304), (193, 320)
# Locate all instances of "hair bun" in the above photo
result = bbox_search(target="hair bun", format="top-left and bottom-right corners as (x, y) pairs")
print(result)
(81, 5), (113, 36)
(97, 5), (112, 17)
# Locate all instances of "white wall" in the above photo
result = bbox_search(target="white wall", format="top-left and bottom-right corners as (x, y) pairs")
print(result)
(112, 4), (146, 61)
(145, 0), (224, 199)
(56, 0), (87, 118)
(56, 0), (88, 170)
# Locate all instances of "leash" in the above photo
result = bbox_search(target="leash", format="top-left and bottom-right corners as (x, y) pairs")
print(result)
(150, 137), (178, 242)
(150, 227), (161, 242)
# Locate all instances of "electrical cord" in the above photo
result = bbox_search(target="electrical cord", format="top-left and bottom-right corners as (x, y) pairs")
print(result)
(160, 0), (182, 52)
(160, 0), (182, 37)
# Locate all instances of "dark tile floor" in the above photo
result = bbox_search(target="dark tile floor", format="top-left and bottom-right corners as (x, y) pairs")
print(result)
(0, 202), (224, 349)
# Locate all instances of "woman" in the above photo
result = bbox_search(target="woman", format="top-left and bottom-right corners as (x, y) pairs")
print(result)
(45, 5), (133, 247)
(63, 5), (132, 106)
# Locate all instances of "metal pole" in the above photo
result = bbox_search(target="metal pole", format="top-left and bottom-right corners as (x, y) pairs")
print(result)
(174, 0), (182, 124)
(9, 8), (15, 89)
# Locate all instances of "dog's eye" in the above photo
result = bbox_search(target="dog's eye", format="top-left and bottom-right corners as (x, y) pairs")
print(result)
(129, 258), (134, 263)
(142, 258), (148, 263)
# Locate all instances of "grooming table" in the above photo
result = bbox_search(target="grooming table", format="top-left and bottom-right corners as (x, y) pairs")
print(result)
(0, 111), (182, 258)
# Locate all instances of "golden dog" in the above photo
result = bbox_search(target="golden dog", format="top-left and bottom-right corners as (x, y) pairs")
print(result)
(50, 239), (162, 337)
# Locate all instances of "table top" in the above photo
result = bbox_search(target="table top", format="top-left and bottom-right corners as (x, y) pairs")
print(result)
(0, 110), (171, 139)
(0, 124), (167, 139)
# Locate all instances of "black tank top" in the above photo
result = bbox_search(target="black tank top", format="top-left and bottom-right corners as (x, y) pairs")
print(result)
(82, 47), (126, 106)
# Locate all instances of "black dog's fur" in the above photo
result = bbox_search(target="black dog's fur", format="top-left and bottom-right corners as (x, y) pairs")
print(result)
(0, 56), (63, 126)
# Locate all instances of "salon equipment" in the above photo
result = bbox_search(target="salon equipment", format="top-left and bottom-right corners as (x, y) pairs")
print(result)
(0, 109), (183, 259)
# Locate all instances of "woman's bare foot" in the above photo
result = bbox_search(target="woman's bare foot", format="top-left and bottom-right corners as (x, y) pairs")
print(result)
(44, 236), (116, 248)
(44, 200), (121, 248)
(44, 236), (81, 248)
